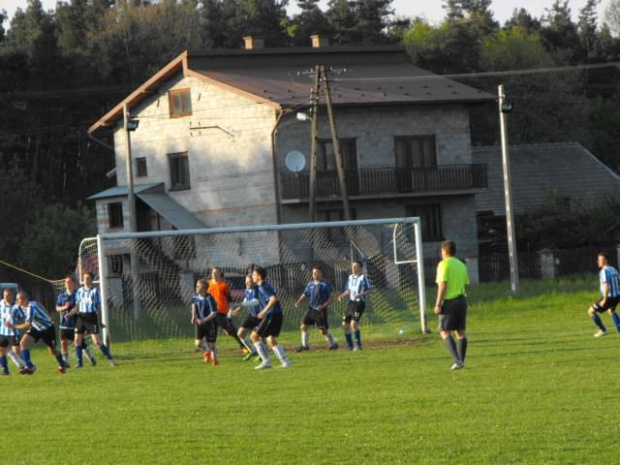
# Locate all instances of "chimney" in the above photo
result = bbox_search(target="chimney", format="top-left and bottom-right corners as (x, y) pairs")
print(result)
(243, 36), (265, 50)
(311, 35), (329, 48)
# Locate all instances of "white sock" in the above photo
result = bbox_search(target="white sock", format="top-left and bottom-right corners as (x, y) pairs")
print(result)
(272, 343), (289, 364)
(240, 336), (253, 352)
(325, 331), (336, 346)
(7, 351), (25, 368)
(209, 344), (217, 360)
(301, 331), (309, 348)
(254, 341), (270, 363)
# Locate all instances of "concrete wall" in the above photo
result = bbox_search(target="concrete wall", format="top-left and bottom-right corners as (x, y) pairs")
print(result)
(109, 74), (279, 231)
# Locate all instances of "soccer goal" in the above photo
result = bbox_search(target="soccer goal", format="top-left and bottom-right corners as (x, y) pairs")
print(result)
(79, 217), (428, 350)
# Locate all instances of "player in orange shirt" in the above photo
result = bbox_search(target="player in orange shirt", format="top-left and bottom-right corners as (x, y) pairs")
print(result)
(208, 267), (252, 353)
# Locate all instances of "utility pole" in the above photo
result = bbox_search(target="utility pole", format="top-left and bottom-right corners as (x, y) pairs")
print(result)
(123, 103), (142, 318)
(322, 65), (351, 220)
(308, 65), (320, 222)
(498, 84), (519, 294)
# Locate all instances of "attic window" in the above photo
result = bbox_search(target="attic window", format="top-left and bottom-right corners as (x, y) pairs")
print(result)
(169, 88), (192, 118)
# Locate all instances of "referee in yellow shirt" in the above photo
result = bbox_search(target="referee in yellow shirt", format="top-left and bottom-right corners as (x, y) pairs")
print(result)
(434, 240), (469, 370)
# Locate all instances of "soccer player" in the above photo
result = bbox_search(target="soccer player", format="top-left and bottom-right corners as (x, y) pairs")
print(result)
(13, 291), (67, 374)
(587, 252), (620, 337)
(56, 275), (96, 368)
(0, 288), (28, 375)
(338, 260), (372, 351)
(294, 265), (338, 352)
(231, 274), (265, 362)
(250, 266), (291, 370)
(208, 267), (249, 353)
(434, 240), (470, 371)
(191, 279), (219, 366)
(69, 271), (116, 367)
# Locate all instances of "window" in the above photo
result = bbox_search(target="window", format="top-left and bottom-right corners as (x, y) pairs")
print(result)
(406, 204), (443, 241)
(108, 202), (124, 229)
(317, 206), (356, 242)
(169, 152), (190, 190)
(395, 136), (437, 168)
(136, 157), (148, 178)
(169, 89), (192, 118)
(317, 139), (358, 171)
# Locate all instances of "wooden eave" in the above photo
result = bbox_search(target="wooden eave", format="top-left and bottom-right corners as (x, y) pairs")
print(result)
(88, 51), (189, 134)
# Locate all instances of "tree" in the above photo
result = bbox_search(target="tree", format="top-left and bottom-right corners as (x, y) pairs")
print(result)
(504, 8), (541, 34)
(289, 0), (332, 46)
(325, 0), (357, 44)
(354, 0), (394, 44)
(540, 0), (582, 62)
(605, 0), (620, 36)
(18, 204), (96, 278)
(578, 0), (600, 59)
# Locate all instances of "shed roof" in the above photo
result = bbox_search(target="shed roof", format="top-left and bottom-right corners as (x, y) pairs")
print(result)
(473, 143), (620, 215)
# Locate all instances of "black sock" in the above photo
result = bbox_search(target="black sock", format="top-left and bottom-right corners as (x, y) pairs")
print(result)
(444, 336), (461, 363)
(456, 337), (468, 363)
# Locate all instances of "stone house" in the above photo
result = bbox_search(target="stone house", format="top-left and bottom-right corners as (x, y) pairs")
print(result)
(88, 40), (492, 281)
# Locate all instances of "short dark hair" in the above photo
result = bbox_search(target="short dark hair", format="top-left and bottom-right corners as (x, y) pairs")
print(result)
(441, 240), (456, 256)
(212, 267), (224, 277)
(83, 271), (94, 279)
(65, 275), (76, 282)
(17, 291), (29, 300)
(598, 252), (610, 262)
(253, 266), (267, 280)
(197, 278), (209, 289)
(352, 260), (363, 267)
(312, 264), (323, 272)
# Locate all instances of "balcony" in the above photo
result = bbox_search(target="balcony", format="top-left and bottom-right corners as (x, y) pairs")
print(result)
(281, 164), (488, 202)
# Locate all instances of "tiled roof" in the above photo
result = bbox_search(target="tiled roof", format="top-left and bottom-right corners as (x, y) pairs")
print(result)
(473, 143), (620, 215)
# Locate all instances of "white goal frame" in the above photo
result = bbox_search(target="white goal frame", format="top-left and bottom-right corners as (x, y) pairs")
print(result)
(95, 217), (428, 343)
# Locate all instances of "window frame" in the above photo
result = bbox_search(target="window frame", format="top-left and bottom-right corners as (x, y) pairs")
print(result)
(168, 88), (192, 118)
(107, 202), (124, 229)
(136, 157), (148, 178)
(394, 135), (437, 168)
(168, 152), (191, 191)
(406, 204), (443, 241)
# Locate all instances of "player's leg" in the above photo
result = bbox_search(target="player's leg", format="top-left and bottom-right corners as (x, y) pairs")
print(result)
(296, 311), (311, 352)
(439, 300), (464, 370)
(265, 314), (289, 368)
(3, 337), (27, 373)
(81, 338), (97, 366)
(588, 302), (607, 336)
(43, 328), (66, 373)
(455, 330), (467, 365)
(60, 331), (70, 367)
(194, 323), (205, 352)
(207, 322), (218, 366)
(251, 321), (272, 369)
(607, 298), (620, 331)
(91, 332), (115, 365)
(351, 303), (364, 350)
(19, 333), (36, 371)
(319, 310), (338, 350)
(238, 324), (258, 361)
(0, 344), (8, 375)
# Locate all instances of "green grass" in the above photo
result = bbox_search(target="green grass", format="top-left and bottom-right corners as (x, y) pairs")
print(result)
(5, 276), (617, 464)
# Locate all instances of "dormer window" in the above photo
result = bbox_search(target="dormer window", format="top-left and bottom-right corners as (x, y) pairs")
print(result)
(169, 88), (192, 118)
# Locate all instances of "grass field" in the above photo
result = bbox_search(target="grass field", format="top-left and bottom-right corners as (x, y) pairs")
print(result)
(4, 276), (619, 464)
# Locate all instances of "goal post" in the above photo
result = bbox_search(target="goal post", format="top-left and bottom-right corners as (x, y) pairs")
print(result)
(84, 217), (429, 349)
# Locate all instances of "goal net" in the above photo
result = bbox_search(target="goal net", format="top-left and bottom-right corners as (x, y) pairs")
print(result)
(80, 218), (427, 353)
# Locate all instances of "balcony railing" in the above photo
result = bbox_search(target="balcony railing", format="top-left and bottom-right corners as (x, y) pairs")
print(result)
(281, 164), (488, 200)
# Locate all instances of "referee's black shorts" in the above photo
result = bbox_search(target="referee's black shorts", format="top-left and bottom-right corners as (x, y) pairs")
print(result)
(438, 296), (468, 332)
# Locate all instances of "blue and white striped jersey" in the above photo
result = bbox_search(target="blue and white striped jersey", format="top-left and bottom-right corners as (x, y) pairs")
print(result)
(0, 300), (24, 337)
(600, 266), (620, 298)
(192, 294), (217, 320)
(76, 286), (100, 314)
(244, 287), (260, 317)
(344, 274), (372, 302)
(23, 301), (54, 332)
(57, 290), (77, 329)
(304, 280), (333, 309)
(257, 281), (282, 316)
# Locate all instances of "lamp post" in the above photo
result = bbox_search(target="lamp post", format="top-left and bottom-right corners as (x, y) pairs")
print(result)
(498, 84), (519, 294)
(123, 103), (142, 318)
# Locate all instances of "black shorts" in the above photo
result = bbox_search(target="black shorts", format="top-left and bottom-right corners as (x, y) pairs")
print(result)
(255, 312), (283, 338)
(214, 313), (238, 335)
(75, 313), (100, 335)
(241, 315), (261, 330)
(342, 301), (365, 323)
(0, 334), (20, 347)
(27, 326), (57, 348)
(438, 296), (468, 332)
(59, 327), (75, 341)
(303, 308), (329, 329)
(593, 296), (620, 313)
(195, 321), (217, 343)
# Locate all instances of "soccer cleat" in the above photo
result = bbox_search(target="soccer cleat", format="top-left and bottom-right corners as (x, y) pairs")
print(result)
(243, 352), (256, 362)
(594, 329), (608, 337)
(91, 358), (97, 367)
(108, 358), (117, 367)
(353, 346), (362, 351)
(241, 348), (250, 355)
(1, 370), (9, 376)
(450, 362), (464, 371)
(203, 352), (212, 363)
(295, 345), (309, 353)
(212, 359), (219, 366)
(254, 361), (272, 370)
(279, 361), (291, 369)
(329, 343), (339, 351)
(58, 365), (66, 374)
(75, 364), (83, 369)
